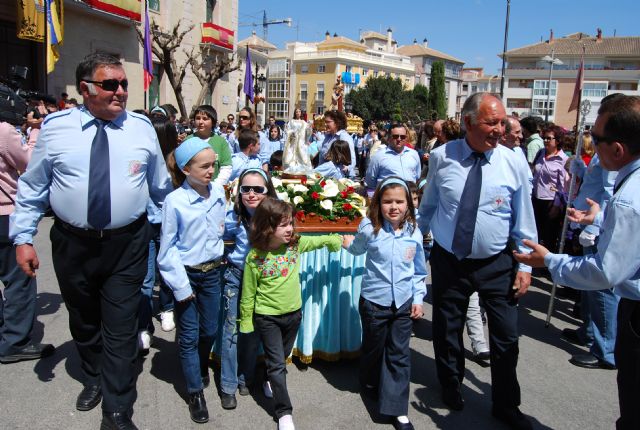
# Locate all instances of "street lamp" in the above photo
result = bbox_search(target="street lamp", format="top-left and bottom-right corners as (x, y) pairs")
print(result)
(541, 49), (563, 122)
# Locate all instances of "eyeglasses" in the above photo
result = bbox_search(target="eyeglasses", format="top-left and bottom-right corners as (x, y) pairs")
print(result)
(239, 115), (250, 120)
(84, 79), (128, 92)
(591, 133), (613, 146)
(239, 185), (268, 195)
(391, 134), (407, 141)
(542, 136), (555, 141)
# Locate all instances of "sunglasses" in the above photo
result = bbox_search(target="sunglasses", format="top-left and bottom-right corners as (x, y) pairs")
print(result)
(542, 136), (555, 141)
(84, 79), (128, 92)
(391, 134), (407, 141)
(591, 133), (613, 146)
(239, 185), (268, 195)
(239, 115), (250, 120)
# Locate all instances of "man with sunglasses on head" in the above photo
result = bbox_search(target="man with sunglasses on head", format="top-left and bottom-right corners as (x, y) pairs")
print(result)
(10, 53), (172, 430)
(515, 94), (640, 430)
(364, 123), (421, 196)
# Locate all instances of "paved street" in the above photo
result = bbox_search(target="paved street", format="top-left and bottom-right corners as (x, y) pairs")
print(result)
(0, 217), (618, 430)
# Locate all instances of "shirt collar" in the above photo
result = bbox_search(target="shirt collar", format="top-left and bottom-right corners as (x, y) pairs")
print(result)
(461, 138), (494, 164)
(79, 105), (126, 130)
(182, 180), (214, 204)
(382, 219), (412, 235)
(615, 157), (640, 190)
(384, 146), (410, 155)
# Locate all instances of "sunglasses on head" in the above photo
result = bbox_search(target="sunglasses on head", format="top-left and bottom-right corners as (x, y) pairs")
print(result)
(391, 134), (407, 141)
(239, 185), (268, 195)
(84, 79), (128, 92)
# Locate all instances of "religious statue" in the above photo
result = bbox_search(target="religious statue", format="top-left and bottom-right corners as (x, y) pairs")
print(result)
(283, 117), (314, 175)
(331, 75), (344, 112)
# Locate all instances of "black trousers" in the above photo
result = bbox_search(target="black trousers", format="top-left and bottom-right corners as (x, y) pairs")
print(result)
(532, 197), (562, 252)
(50, 219), (150, 413)
(254, 310), (302, 419)
(0, 215), (37, 357)
(430, 242), (521, 408)
(615, 298), (640, 430)
(359, 296), (412, 417)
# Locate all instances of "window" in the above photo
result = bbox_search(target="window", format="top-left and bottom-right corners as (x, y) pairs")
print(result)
(205, 0), (214, 21)
(317, 64), (326, 73)
(362, 68), (369, 77)
(267, 101), (289, 120)
(268, 59), (289, 79)
(267, 80), (289, 99)
(316, 105), (325, 115)
(300, 64), (309, 74)
(148, 63), (162, 107)
(508, 79), (534, 89)
(300, 83), (308, 102)
(344, 83), (356, 96)
(345, 65), (352, 73)
(533, 80), (557, 97)
(532, 99), (555, 117)
(148, 0), (160, 12)
(316, 82), (325, 102)
(582, 82), (607, 98)
(373, 70), (379, 78)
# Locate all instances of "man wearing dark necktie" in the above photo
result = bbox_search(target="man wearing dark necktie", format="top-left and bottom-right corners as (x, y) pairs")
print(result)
(10, 53), (171, 430)
(419, 93), (537, 430)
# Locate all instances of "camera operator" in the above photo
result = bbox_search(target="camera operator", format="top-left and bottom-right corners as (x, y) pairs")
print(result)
(0, 114), (54, 363)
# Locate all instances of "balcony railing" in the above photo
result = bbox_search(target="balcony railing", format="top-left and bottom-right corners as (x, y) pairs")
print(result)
(293, 49), (414, 71)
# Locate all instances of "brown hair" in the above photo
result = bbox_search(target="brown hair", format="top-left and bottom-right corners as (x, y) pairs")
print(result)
(234, 170), (277, 227)
(249, 197), (299, 251)
(367, 177), (416, 235)
(323, 110), (348, 130)
(442, 119), (461, 142)
(166, 151), (186, 188)
(324, 139), (351, 165)
(235, 106), (258, 138)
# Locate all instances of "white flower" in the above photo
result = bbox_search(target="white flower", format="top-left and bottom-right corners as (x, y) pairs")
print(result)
(339, 178), (356, 188)
(292, 184), (309, 193)
(277, 191), (290, 202)
(286, 183), (295, 191)
(293, 196), (304, 206)
(320, 199), (333, 211)
(271, 178), (283, 188)
(320, 181), (340, 198)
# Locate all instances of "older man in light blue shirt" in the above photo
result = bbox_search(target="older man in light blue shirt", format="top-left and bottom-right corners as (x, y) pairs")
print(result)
(515, 94), (640, 430)
(419, 93), (537, 429)
(365, 123), (421, 194)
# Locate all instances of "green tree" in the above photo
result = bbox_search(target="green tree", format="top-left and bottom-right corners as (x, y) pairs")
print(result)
(428, 61), (447, 120)
(346, 75), (405, 121)
(399, 84), (429, 123)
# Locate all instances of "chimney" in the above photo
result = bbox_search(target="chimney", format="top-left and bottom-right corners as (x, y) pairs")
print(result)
(333, 32), (338, 37)
(387, 27), (392, 52)
(596, 28), (603, 42)
(423, 38), (428, 48)
(549, 29), (554, 43)
(413, 38), (417, 45)
(325, 31), (330, 40)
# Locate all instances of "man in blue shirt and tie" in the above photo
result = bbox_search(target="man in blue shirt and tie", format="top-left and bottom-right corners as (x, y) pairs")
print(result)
(515, 95), (640, 430)
(419, 92), (537, 430)
(10, 53), (171, 430)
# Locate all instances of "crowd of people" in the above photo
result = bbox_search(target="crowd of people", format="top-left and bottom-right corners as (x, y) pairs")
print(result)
(1, 52), (639, 430)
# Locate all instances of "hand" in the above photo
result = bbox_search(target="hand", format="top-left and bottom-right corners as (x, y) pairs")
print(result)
(567, 198), (600, 225)
(178, 293), (195, 303)
(26, 111), (43, 129)
(512, 239), (550, 269)
(422, 153), (430, 161)
(16, 244), (39, 277)
(410, 304), (424, 319)
(177, 132), (188, 143)
(578, 230), (597, 247)
(512, 271), (531, 298)
(342, 234), (355, 248)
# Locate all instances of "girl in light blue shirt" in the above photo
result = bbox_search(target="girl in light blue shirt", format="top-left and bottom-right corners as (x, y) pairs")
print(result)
(343, 177), (427, 430)
(314, 139), (351, 179)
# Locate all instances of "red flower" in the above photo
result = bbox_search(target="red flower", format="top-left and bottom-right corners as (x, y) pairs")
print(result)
(281, 268), (289, 277)
(311, 191), (319, 200)
(320, 180), (326, 187)
(301, 177), (307, 185)
(340, 191), (348, 198)
(342, 203), (353, 211)
(295, 210), (305, 221)
(347, 186), (355, 194)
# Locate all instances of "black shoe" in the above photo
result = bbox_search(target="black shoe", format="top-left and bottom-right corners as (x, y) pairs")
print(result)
(220, 392), (237, 410)
(238, 385), (250, 396)
(442, 385), (464, 411)
(474, 351), (491, 361)
(360, 383), (378, 400)
(0, 343), (55, 364)
(188, 391), (209, 423)
(492, 406), (533, 430)
(561, 328), (589, 347)
(569, 353), (616, 370)
(100, 411), (138, 430)
(202, 375), (210, 388)
(76, 384), (102, 411)
(391, 417), (415, 430)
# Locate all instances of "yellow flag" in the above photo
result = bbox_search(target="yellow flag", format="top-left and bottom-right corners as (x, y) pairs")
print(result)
(46, 0), (64, 74)
(17, 0), (46, 42)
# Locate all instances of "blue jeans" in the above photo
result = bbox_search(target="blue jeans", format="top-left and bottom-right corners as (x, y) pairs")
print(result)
(175, 266), (222, 394)
(139, 225), (174, 333)
(220, 264), (259, 395)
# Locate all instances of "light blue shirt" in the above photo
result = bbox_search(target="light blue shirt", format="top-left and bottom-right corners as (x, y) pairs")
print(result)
(508, 145), (533, 194)
(418, 139), (537, 272)
(318, 129), (356, 177)
(314, 161), (345, 179)
(230, 152), (263, 181)
(365, 146), (421, 190)
(570, 154), (617, 236)
(157, 180), (226, 301)
(10, 107), (171, 244)
(545, 157), (640, 300)
(259, 136), (283, 165)
(146, 200), (162, 225)
(224, 209), (251, 269)
(346, 217), (427, 307)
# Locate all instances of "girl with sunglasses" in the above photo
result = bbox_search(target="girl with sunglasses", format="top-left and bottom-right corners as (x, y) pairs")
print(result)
(219, 169), (277, 410)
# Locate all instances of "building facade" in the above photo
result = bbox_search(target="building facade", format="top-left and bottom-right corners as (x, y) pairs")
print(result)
(502, 30), (640, 127)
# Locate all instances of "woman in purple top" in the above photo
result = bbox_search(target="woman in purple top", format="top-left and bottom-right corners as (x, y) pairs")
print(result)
(531, 125), (568, 252)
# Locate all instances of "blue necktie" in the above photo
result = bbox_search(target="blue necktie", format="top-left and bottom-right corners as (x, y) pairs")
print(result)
(87, 120), (111, 230)
(451, 152), (485, 260)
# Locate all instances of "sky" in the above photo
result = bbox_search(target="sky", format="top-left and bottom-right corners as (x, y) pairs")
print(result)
(238, 0), (640, 74)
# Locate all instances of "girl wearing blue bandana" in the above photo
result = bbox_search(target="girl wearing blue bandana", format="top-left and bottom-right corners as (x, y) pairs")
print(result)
(157, 140), (226, 424)
(343, 176), (427, 430)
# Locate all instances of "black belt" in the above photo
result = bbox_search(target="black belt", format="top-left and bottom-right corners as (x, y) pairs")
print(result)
(186, 258), (225, 273)
(54, 215), (146, 239)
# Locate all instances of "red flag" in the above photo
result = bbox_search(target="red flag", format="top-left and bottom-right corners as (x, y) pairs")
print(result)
(568, 51), (584, 112)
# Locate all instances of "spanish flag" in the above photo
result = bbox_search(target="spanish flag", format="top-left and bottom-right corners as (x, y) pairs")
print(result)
(17, 0), (46, 42)
(46, 0), (64, 74)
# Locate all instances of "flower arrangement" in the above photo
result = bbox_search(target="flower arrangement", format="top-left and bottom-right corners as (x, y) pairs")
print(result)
(271, 176), (366, 222)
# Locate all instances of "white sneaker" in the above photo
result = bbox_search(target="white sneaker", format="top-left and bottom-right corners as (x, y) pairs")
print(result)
(278, 414), (295, 430)
(263, 381), (273, 398)
(160, 311), (175, 332)
(138, 330), (152, 352)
